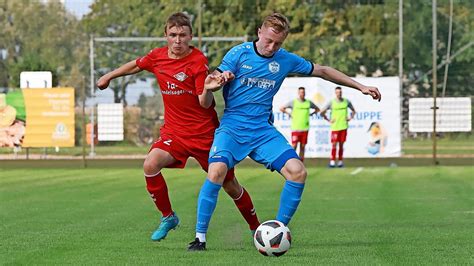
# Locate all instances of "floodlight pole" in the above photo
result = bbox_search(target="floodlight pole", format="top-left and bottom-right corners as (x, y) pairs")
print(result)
(89, 35), (96, 157)
(399, 0), (403, 137)
(432, 0), (438, 165)
(82, 76), (87, 168)
(442, 0), (453, 97)
(198, 0), (203, 50)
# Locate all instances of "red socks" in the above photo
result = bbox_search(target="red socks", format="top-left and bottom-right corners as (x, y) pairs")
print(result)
(145, 172), (173, 217)
(233, 187), (260, 230)
(331, 144), (337, 161)
(338, 143), (344, 161)
(145, 172), (260, 230)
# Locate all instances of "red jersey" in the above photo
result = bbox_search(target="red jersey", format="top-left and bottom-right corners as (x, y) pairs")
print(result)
(136, 47), (219, 138)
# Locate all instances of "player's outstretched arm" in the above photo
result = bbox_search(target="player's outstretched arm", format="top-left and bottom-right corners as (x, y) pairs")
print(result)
(96, 60), (142, 90)
(311, 64), (382, 101)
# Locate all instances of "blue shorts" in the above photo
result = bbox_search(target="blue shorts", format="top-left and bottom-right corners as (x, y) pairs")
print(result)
(208, 126), (299, 172)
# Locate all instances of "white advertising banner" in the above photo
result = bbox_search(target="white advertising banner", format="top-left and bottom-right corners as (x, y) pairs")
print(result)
(273, 76), (401, 158)
(409, 97), (472, 132)
(98, 103), (124, 141)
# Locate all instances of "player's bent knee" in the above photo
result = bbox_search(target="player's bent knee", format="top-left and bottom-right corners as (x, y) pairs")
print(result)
(282, 160), (307, 183)
(143, 157), (162, 176)
(290, 167), (307, 183)
(207, 162), (228, 184)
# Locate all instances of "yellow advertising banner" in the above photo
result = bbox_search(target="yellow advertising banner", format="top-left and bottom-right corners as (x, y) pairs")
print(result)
(21, 88), (75, 147)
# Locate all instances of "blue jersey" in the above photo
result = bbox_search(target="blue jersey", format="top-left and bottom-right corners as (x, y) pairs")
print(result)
(217, 41), (313, 136)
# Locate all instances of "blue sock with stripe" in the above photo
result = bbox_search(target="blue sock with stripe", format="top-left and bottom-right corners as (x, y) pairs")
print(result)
(276, 180), (305, 225)
(196, 179), (222, 234)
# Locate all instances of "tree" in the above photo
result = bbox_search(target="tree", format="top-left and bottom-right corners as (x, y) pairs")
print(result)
(0, 0), (85, 94)
(403, 1), (473, 97)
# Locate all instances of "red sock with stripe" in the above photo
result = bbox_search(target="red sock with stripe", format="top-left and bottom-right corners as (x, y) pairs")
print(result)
(233, 187), (260, 230)
(145, 172), (173, 217)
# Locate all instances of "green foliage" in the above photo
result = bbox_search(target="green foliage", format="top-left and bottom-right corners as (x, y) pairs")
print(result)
(1, 0), (472, 107)
(0, 0), (86, 100)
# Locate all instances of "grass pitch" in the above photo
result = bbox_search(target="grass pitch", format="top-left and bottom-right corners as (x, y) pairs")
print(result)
(1, 166), (473, 265)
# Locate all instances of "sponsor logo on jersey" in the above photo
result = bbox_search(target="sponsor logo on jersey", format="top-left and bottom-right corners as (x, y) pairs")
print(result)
(269, 61), (280, 73)
(240, 77), (276, 90)
(163, 139), (172, 146)
(242, 64), (253, 70)
(174, 72), (188, 82)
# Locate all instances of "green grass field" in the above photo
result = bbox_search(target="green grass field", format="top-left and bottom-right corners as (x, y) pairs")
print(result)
(1, 166), (473, 265)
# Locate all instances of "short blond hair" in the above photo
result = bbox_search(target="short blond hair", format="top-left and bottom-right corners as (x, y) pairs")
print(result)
(262, 13), (290, 34)
(165, 12), (192, 34)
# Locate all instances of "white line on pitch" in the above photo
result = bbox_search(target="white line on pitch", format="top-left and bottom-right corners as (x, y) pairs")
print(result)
(351, 167), (364, 175)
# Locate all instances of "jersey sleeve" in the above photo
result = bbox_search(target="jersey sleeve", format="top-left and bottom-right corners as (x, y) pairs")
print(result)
(135, 49), (154, 72)
(310, 101), (318, 109)
(194, 56), (209, 95)
(283, 100), (293, 109)
(347, 100), (354, 110)
(287, 52), (314, 75)
(216, 46), (240, 74)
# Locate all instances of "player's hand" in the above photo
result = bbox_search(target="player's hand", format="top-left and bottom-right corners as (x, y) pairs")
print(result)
(204, 73), (225, 92)
(96, 75), (111, 90)
(221, 71), (235, 83)
(360, 86), (382, 101)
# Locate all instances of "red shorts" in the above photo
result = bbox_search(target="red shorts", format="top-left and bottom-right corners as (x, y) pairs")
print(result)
(148, 132), (234, 181)
(291, 131), (309, 145)
(331, 129), (347, 143)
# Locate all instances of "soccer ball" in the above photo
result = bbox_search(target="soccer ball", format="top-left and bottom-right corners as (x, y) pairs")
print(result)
(253, 220), (291, 257)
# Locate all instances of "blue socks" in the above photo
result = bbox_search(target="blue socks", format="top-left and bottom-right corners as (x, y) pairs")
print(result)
(196, 179), (222, 234)
(195, 179), (303, 233)
(277, 180), (305, 225)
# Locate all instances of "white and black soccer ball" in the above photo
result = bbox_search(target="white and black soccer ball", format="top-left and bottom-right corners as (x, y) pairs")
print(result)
(253, 220), (291, 257)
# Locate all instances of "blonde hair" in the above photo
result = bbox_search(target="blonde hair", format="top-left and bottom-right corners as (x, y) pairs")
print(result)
(165, 12), (192, 34)
(262, 13), (290, 34)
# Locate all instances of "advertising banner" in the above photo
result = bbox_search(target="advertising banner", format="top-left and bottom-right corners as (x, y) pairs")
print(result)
(0, 88), (75, 148)
(273, 77), (401, 158)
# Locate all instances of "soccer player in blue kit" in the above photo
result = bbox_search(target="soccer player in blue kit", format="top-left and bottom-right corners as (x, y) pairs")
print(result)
(187, 13), (382, 251)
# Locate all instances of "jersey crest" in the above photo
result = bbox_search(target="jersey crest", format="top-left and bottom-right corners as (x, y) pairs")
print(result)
(268, 61), (280, 73)
(174, 72), (188, 82)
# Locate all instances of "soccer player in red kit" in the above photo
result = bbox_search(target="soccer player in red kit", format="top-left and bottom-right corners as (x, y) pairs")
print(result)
(96, 12), (260, 242)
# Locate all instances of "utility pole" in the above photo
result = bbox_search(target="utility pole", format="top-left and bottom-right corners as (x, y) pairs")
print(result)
(198, 0), (203, 50)
(89, 35), (96, 157)
(399, 0), (404, 136)
(82, 76), (87, 168)
(442, 0), (453, 97)
(432, 0), (438, 165)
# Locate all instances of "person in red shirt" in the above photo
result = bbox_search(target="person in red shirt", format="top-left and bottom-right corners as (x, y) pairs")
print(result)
(96, 12), (260, 242)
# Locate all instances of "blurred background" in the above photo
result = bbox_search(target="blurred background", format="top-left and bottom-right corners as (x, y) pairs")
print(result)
(0, 0), (472, 162)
